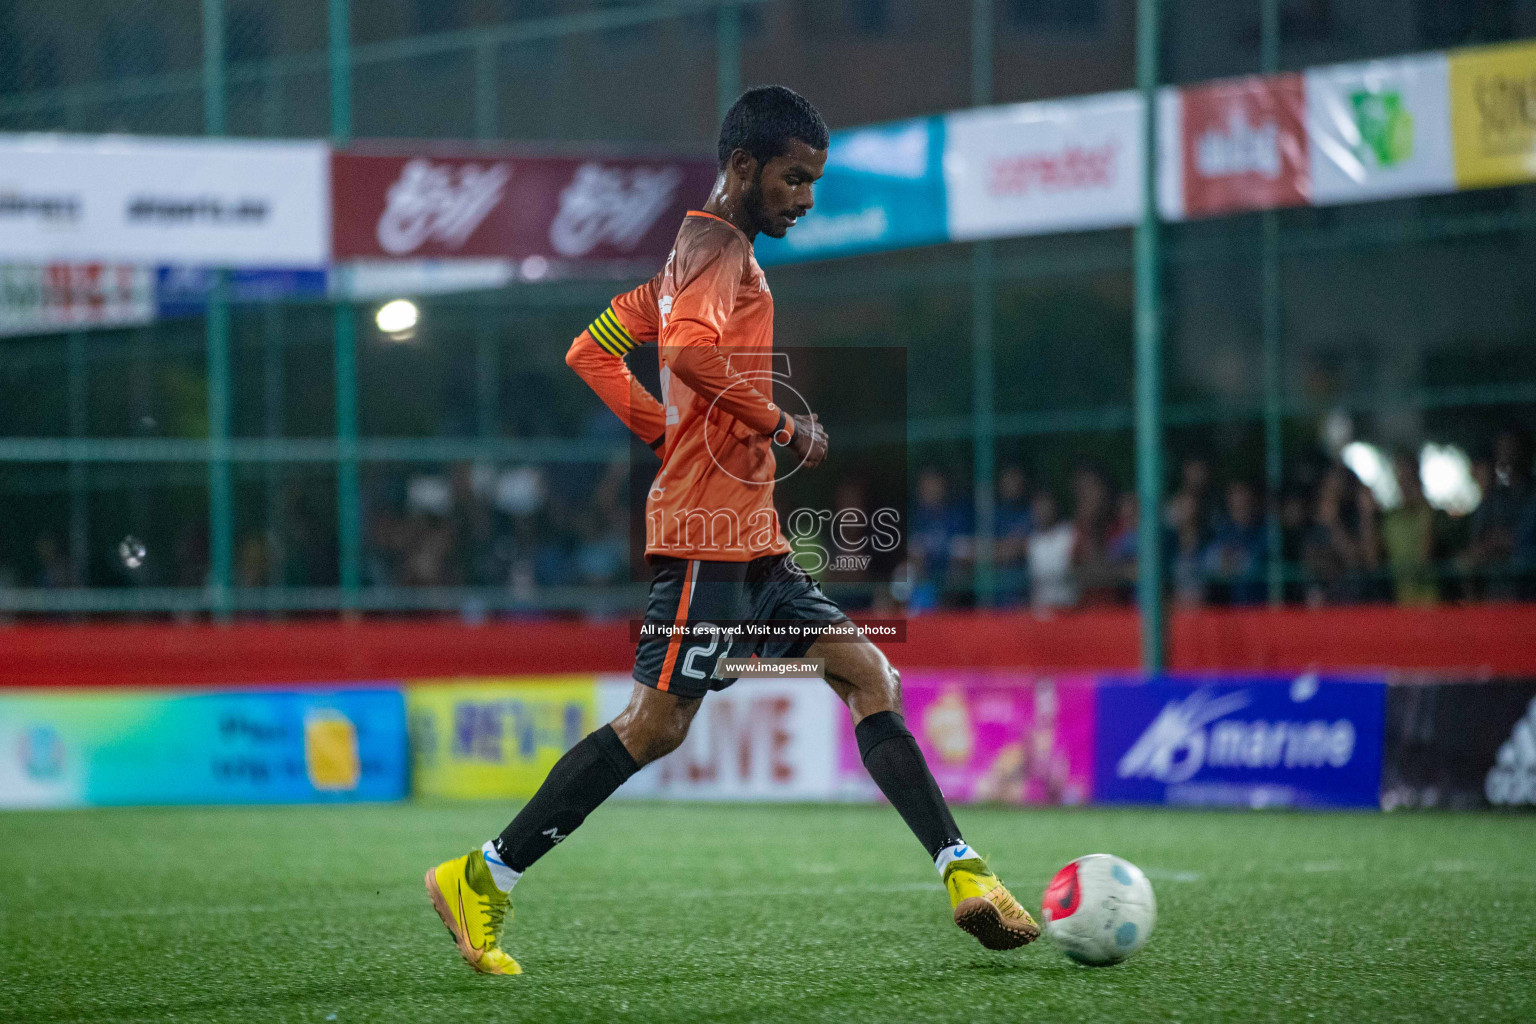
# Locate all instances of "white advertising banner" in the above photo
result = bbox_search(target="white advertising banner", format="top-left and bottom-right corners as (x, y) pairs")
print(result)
(0, 135), (329, 266)
(1157, 87), (1188, 221)
(598, 676), (840, 802)
(0, 263), (155, 337)
(1306, 53), (1456, 205)
(944, 91), (1144, 240)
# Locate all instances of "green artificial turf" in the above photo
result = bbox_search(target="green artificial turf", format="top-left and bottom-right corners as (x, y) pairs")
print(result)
(1, 802), (1533, 1023)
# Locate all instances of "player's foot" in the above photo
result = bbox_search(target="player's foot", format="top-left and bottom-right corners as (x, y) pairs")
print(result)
(424, 850), (523, 975)
(944, 856), (1041, 951)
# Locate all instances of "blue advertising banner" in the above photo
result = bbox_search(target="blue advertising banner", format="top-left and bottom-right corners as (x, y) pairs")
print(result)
(0, 687), (407, 808)
(155, 265), (328, 317)
(756, 116), (947, 265)
(1094, 675), (1386, 808)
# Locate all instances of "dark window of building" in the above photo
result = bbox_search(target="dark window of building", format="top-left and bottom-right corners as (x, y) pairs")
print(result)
(1007, 0), (1101, 32)
(849, 0), (891, 35)
(99, 18), (167, 79)
(1417, 0), (1514, 47)
(415, 0), (463, 34)
(226, 6), (271, 63)
(1280, 0), (1335, 43)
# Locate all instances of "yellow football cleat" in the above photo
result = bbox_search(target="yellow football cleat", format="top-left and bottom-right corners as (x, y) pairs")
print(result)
(425, 850), (523, 975)
(945, 855), (1042, 951)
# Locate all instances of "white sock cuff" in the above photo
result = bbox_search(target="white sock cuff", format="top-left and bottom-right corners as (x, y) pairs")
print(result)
(934, 842), (975, 877)
(481, 840), (522, 893)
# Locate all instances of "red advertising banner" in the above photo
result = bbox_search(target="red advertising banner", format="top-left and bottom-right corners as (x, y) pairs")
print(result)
(330, 151), (717, 267)
(1181, 73), (1309, 218)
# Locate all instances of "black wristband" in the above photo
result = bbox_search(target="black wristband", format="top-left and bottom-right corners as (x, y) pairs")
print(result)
(647, 432), (665, 452)
(772, 410), (794, 447)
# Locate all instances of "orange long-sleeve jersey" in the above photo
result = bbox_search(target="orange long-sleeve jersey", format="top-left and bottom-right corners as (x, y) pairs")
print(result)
(564, 210), (793, 561)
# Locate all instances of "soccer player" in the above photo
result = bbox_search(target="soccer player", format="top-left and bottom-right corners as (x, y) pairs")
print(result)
(426, 86), (1040, 976)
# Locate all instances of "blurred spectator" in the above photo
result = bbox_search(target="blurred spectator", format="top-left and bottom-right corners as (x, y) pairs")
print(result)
(995, 464), (1032, 605)
(910, 467), (972, 609)
(235, 534), (271, 588)
(1203, 481), (1267, 606)
(449, 463), (496, 586)
(1071, 465), (1117, 604)
(33, 534), (74, 588)
(1303, 465), (1379, 606)
(1026, 491), (1076, 612)
(1166, 491), (1207, 607)
(1107, 491), (1139, 600)
(575, 461), (632, 586)
(1459, 431), (1530, 599)
(1381, 454), (1438, 606)
(1278, 488), (1312, 603)
(1168, 457), (1214, 540)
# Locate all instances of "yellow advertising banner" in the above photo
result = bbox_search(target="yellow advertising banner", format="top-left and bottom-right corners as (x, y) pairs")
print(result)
(407, 676), (598, 800)
(1450, 40), (1536, 188)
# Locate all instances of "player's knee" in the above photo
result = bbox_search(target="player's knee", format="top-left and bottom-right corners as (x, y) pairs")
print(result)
(625, 701), (696, 765)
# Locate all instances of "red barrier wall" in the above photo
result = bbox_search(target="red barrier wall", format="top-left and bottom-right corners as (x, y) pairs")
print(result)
(0, 604), (1531, 688)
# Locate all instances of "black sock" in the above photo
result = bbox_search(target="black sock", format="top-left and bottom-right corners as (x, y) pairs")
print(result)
(493, 724), (639, 873)
(855, 710), (964, 860)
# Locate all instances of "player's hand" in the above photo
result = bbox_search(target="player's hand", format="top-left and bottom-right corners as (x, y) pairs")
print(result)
(788, 413), (829, 468)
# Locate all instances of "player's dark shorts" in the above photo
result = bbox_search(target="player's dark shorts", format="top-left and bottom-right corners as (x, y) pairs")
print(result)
(633, 552), (850, 699)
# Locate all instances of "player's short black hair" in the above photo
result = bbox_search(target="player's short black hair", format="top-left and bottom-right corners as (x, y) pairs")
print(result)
(716, 85), (829, 170)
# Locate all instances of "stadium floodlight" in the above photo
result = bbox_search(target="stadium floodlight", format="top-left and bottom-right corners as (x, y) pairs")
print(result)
(1420, 443), (1481, 516)
(375, 298), (420, 340)
(1342, 441), (1401, 510)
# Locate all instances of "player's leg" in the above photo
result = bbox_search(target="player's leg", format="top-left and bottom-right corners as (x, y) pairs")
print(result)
(425, 685), (698, 975)
(426, 556), (717, 975)
(810, 631), (1041, 950)
(493, 681), (698, 875)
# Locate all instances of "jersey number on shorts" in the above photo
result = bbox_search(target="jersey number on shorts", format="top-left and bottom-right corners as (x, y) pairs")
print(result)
(680, 622), (722, 680)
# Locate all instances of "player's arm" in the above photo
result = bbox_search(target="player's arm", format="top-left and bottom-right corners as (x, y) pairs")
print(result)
(565, 277), (668, 451)
(661, 243), (827, 465)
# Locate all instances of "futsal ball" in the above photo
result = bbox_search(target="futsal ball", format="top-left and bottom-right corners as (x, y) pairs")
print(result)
(1040, 854), (1156, 966)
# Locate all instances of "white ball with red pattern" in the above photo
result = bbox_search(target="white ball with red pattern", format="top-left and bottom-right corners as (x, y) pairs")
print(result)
(1040, 853), (1156, 966)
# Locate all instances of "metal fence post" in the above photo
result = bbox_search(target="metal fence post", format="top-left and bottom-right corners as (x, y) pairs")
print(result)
(1261, 0), (1285, 606)
(330, 0), (362, 610)
(67, 332), (89, 587)
(971, 0), (997, 608)
(1135, 0), (1166, 672)
(203, 0), (233, 619)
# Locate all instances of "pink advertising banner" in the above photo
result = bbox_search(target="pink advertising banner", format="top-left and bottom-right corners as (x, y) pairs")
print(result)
(837, 673), (1097, 805)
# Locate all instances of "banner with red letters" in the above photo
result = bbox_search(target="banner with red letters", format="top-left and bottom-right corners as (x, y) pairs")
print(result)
(1165, 73), (1311, 220)
(330, 151), (717, 272)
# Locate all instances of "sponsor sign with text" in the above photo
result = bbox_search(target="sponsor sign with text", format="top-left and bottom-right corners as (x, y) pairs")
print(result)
(0, 135), (329, 266)
(1449, 40), (1536, 189)
(331, 151), (715, 268)
(0, 687), (406, 808)
(757, 116), (947, 264)
(944, 92), (1143, 240)
(406, 677), (597, 800)
(600, 675), (839, 801)
(1177, 74), (1310, 218)
(1306, 53), (1456, 205)
(1381, 679), (1536, 810)
(836, 673), (1097, 805)
(0, 263), (155, 337)
(1094, 675), (1385, 808)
